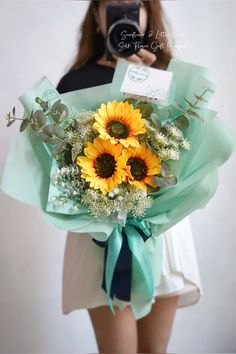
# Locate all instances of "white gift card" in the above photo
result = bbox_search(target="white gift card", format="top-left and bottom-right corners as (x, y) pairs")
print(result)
(120, 63), (173, 106)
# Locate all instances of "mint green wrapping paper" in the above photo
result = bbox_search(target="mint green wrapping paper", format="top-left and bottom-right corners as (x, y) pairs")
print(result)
(1, 58), (236, 319)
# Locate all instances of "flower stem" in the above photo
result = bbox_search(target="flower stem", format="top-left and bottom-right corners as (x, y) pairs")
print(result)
(169, 88), (208, 124)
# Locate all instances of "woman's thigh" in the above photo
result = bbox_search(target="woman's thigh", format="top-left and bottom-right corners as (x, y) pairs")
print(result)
(137, 295), (179, 353)
(88, 304), (137, 353)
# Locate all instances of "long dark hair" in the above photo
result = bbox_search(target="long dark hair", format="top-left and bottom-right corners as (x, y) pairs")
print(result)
(66, 0), (174, 73)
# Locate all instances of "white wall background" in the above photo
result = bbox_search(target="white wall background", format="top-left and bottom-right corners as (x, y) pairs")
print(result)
(0, 1), (235, 352)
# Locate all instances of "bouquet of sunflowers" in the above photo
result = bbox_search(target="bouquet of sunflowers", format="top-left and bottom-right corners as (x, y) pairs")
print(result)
(1, 58), (235, 319)
(11, 95), (195, 218)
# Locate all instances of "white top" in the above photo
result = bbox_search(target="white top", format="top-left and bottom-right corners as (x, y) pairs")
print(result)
(61, 216), (203, 314)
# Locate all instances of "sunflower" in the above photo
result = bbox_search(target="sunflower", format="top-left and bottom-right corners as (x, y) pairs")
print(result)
(76, 137), (126, 195)
(122, 143), (161, 191)
(93, 99), (146, 148)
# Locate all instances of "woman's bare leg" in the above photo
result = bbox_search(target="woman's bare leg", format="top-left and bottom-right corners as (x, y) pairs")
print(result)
(137, 295), (179, 353)
(88, 304), (137, 353)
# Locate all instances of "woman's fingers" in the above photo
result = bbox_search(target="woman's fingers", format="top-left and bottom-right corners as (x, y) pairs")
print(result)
(125, 53), (144, 64)
(112, 49), (157, 66)
(136, 48), (157, 66)
(112, 53), (143, 64)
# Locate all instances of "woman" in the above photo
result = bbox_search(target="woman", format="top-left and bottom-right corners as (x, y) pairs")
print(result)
(56, 1), (203, 353)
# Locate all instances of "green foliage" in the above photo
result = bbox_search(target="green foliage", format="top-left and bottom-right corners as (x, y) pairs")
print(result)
(4, 97), (72, 158)
(135, 103), (153, 119)
(38, 124), (65, 144)
(153, 175), (177, 187)
(35, 97), (49, 112)
(20, 118), (31, 132)
(50, 100), (69, 123)
(174, 116), (189, 129)
(123, 97), (137, 105)
(123, 98), (154, 119)
(169, 88), (212, 127)
(160, 161), (171, 176)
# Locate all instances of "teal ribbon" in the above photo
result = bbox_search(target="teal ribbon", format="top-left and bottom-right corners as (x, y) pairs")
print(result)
(103, 218), (161, 317)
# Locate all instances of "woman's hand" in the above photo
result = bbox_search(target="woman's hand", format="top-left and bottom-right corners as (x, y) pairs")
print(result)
(113, 49), (157, 67)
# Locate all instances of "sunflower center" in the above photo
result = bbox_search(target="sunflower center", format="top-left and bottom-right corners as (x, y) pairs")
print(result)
(95, 153), (116, 178)
(127, 157), (148, 181)
(107, 120), (129, 139)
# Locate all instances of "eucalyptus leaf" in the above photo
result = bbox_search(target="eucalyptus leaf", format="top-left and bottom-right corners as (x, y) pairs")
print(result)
(7, 120), (16, 128)
(206, 87), (215, 94)
(174, 116), (189, 129)
(52, 142), (67, 155)
(52, 99), (61, 109)
(160, 162), (171, 177)
(184, 97), (195, 107)
(147, 185), (160, 195)
(31, 123), (40, 131)
(149, 112), (161, 129)
(51, 101), (69, 123)
(136, 103), (153, 118)
(58, 110), (67, 123)
(20, 118), (30, 132)
(161, 161), (171, 174)
(43, 124), (54, 136)
(173, 100), (185, 112)
(194, 94), (208, 103)
(33, 110), (46, 128)
(35, 97), (49, 112)
(168, 107), (174, 119)
(186, 110), (204, 121)
(53, 125), (65, 139)
(38, 131), (51, 143)
(123, 97), (137, 106)
(40, 124), (64, 143)
(160, 168), (166, 177)
(154, 175), (177, 187)
(30, 109), (34, 120)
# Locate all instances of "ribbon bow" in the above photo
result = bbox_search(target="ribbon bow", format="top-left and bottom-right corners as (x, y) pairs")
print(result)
(92, 218), (160, 317)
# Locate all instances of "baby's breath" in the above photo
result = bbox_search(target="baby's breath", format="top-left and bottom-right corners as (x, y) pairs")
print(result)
(158, 148), (180, 161)
(145, 119), (190, 163)
(51, 164), (86, 207)
(80, 184), (152, 218)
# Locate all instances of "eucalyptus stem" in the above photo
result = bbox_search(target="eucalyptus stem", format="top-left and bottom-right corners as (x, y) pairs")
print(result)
(6, 116), (26, 121)
(170, 88), (208, 124)
(49, 136), (65, 143)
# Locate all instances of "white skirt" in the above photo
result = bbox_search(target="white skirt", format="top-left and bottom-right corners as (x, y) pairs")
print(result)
(61, 217), (203, 314)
